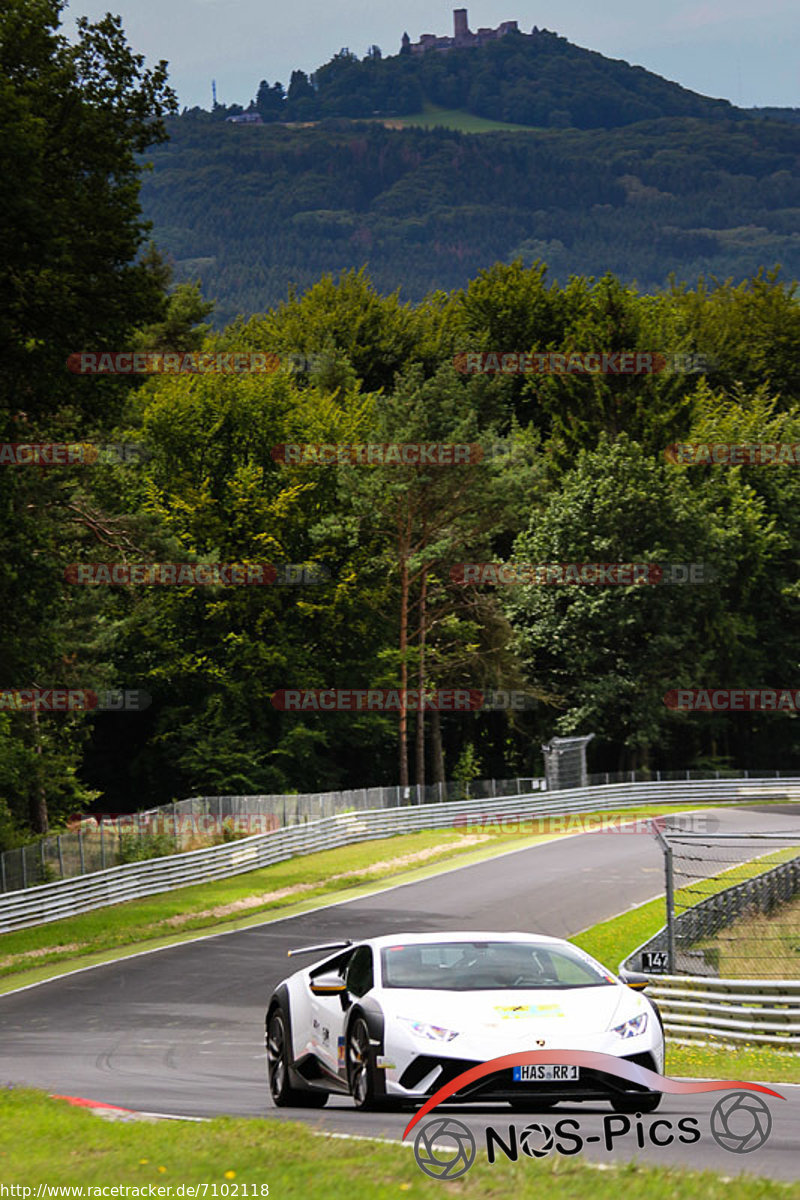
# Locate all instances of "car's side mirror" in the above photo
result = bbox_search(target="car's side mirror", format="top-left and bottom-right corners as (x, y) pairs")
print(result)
(618, 970), (650, 991)
(309, 972), (347, 997)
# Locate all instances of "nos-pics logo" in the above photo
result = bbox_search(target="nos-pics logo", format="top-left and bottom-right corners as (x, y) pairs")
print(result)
(413, 1118), (476, 1180)
(404, 1051), (782, 1181)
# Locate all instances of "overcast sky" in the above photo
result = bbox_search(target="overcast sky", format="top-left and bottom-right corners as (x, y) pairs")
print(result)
(64, 0), (799, 111)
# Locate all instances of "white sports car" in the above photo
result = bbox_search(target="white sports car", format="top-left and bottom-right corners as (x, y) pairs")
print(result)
(265, 931), (665, 1113)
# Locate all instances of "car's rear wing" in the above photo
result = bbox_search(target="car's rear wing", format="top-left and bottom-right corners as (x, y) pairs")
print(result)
(287, 940), (353, 958)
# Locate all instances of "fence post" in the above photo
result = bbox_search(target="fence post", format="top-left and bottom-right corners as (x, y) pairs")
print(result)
(173, 802), (178, 850)
(78, 827), (85, 874)
(57, 835), (65, 879)
(653, 825), (675, 973)
(40, 838), (46, 880)
(0, 852), (5, 893)
(21, 846), (27, 889)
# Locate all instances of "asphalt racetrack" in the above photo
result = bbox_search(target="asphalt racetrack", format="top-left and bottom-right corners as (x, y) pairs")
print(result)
(2, 805), (800, 1181)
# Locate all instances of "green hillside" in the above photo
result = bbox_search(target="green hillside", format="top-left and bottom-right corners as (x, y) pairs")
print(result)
(141, 114), (800, 326)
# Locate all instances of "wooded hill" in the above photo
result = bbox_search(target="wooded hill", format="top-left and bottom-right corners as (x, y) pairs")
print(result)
(223, 26), (739, 129)
(140, 114), (800, 326)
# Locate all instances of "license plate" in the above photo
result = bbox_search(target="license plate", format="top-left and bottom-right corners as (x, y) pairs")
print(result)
(513, 1065), (579, 1082)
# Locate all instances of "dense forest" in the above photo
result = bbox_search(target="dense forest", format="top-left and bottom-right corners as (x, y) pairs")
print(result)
(140, 115), (800, 327)
(2, 0), (800, 853)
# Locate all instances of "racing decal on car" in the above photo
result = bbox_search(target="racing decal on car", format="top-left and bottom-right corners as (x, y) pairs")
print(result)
(493, 1004), (564, 1019)
(337, 1037), (346, 1066)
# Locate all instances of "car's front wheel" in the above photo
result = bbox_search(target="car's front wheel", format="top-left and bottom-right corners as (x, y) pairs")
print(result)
(347, 1016), (383, 1111)
(611, 1091), (661, 1114)
(266, 1007), (328, 1108)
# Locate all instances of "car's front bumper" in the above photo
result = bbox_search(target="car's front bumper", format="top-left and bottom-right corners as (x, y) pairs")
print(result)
(389, 1050), (662, 1103)
(382, 1027), (665, 1102)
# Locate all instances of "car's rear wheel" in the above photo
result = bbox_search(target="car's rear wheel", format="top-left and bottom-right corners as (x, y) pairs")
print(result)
(347, 1016), (382, 1111)
(611, 1092), (661, 1114)
(267, 1007), (328, 1108)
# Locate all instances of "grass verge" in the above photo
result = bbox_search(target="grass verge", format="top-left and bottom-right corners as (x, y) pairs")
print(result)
(661, 1041), (800, 1085)
(693, 891), (800, 978)
(0, 804), (710, 991)
(0, 1087), (793, 1196)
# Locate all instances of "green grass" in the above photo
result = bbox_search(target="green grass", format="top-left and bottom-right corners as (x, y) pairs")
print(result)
(665, 1041), (800, 1084)
(573, 896), (668, 975)
(0, 804), (711, 990)
(377, 101), (540, 133)
(693, 889), (800, 978)
(0, 1087), (793, 1197)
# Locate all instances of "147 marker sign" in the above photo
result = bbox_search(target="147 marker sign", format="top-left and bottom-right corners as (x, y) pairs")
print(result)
(641, 951), (669, 972)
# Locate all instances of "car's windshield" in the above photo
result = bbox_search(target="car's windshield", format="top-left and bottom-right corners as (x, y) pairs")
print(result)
(380, 941), (615, 990)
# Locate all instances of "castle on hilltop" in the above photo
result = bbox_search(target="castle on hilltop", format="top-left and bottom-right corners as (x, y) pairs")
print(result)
(401, 9), (518, 55)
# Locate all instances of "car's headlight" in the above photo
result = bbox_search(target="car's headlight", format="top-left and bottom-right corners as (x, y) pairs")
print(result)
(612, 1013), (648, 1039)
(398, 1017), (459, 1042)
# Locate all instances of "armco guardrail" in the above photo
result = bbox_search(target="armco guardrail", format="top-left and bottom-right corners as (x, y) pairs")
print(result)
(1, 777), (798, 933)
(647, 977), (800, 1047)
(0, 775), (547, 893)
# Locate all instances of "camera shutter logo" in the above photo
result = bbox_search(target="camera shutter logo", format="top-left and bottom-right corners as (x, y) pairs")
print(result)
(520, 1122), (555, 1158)
(413, 1117), (476, 1180)
(710, 1092), (772, 1153)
